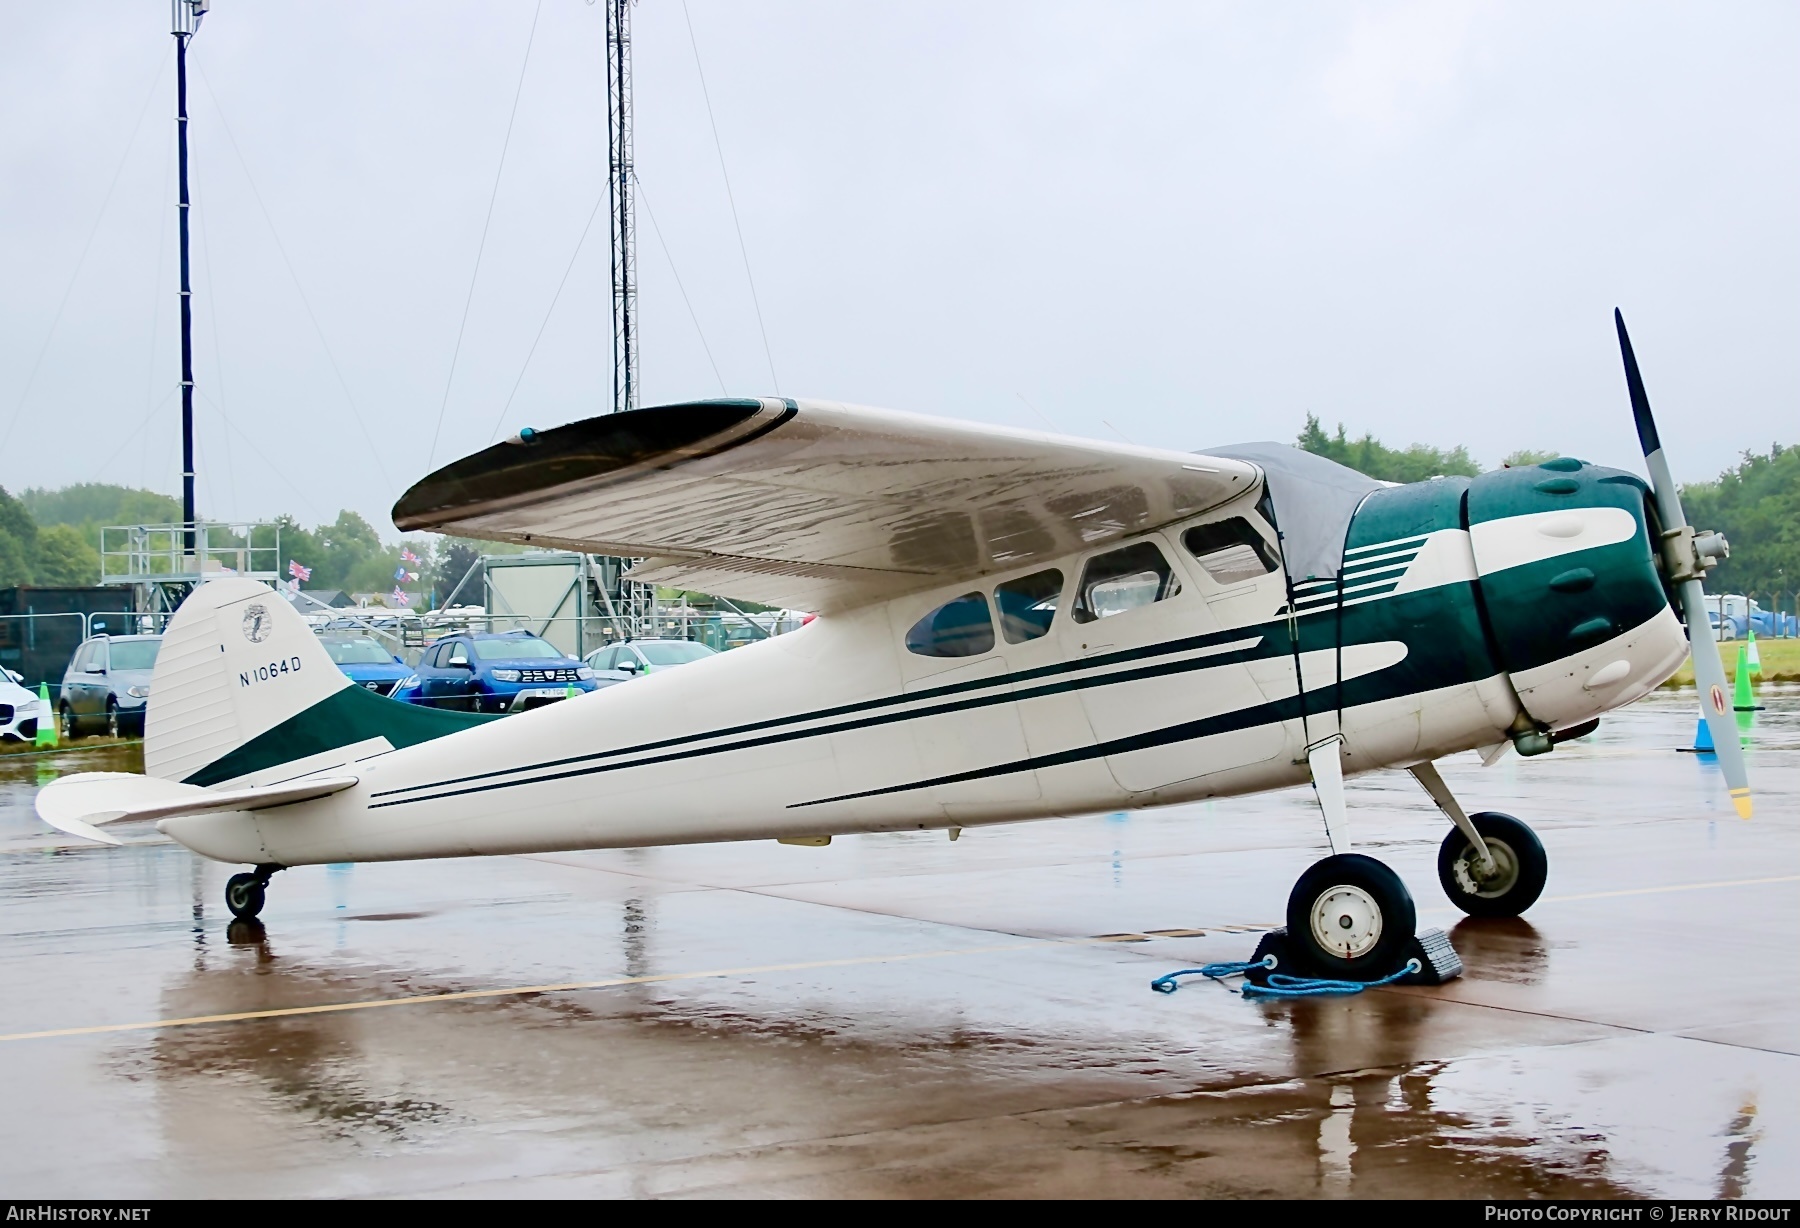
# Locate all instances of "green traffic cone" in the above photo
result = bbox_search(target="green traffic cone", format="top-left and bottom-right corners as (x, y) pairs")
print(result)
(1732, 644), (1760, 712)
(1746, 628), (1762, 677)
(34, 683), (57, 748)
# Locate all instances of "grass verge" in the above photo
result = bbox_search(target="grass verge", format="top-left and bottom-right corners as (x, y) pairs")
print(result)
(1659, 638), (1800, 688)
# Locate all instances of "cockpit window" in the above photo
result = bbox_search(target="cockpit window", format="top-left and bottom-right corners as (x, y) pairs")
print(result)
(1072, 542), (1181, 623)
(994, 569), (1063, 644)
(905, 592), (995, 658)
(1182, 517), (1278, 585)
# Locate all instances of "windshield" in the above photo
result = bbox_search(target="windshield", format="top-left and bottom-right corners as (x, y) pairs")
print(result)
(637, 642), (716, 667)
(320, 636), (394, 665)
(108, 640), (161, 671)
(472, 636), (564, 661)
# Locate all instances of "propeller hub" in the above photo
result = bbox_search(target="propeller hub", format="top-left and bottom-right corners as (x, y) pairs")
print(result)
(1658, 525), (1728, 584)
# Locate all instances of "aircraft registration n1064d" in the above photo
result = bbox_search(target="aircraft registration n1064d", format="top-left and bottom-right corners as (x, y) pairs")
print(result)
(36, 313), (1752, 978)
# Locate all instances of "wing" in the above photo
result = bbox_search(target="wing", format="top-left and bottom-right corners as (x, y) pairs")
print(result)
(394, 398), (1260, 612)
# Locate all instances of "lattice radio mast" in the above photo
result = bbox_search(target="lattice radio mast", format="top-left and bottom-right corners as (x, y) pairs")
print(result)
(172, 0), (208, 551)
(605, 0), (637, 414)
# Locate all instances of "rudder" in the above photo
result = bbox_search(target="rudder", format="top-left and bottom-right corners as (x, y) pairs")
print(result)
(146, 579), (357, 784)
(145, 579), (493, 788)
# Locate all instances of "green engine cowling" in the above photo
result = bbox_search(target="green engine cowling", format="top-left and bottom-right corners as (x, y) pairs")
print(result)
(1465, 458), (1686, 739)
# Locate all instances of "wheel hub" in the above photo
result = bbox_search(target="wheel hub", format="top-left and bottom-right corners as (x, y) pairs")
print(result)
(1454, 837), (1520, 898)
(1309, 884), (1383, 958)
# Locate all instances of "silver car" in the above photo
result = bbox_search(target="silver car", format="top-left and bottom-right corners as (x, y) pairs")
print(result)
(59, 635), (162, 739)
(583, 638), (718, 678)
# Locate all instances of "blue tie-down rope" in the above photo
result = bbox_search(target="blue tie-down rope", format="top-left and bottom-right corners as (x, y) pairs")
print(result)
(1151, 956), (1421, 999)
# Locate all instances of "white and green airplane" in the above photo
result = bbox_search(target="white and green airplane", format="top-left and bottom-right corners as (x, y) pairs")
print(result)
(36, 313), (1750, 978)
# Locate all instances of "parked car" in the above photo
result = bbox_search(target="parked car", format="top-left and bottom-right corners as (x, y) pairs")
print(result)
(59, 634), (162, 738)
(318, 634), (414, 696)
(0, 668), (48, 742)
(403, 631), (610, 713)
(584, 638), (718, 678)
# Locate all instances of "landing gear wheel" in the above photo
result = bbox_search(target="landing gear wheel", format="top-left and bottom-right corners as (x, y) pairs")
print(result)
(225, 872), (266, 920)
(1437, 812), (1546, 918)
(1285, 853), (1417, 980)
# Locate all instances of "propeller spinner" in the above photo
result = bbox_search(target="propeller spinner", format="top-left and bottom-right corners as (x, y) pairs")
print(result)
(1614, 309), (1751, 819)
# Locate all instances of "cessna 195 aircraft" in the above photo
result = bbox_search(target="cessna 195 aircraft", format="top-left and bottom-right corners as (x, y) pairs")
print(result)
(37, 313), (1752, 978)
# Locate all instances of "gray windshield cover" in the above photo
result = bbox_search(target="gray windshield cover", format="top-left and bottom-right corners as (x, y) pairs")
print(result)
(1208, 442), (1381, 582)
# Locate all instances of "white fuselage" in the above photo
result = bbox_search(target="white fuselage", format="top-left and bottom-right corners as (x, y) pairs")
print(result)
(159, 494), (1687, 868)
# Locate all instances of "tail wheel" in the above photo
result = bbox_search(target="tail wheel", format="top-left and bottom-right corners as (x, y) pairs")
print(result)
(1285, 853), (1416, 980)
(1438, 812), (1547, 918)
(225, 872), (266, 920)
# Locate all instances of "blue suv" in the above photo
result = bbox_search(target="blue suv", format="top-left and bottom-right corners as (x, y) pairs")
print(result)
(405, 631), (604, 713)
(319, 634), (414, 696)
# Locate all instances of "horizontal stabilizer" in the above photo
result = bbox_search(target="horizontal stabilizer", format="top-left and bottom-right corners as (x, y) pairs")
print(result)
(35, 771), (358, 845)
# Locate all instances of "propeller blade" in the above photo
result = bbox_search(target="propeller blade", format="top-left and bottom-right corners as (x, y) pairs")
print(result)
(1614, 309), (1751, 819)
(1615, 309), (1686, 534)
(1678, 577), (1752, 819)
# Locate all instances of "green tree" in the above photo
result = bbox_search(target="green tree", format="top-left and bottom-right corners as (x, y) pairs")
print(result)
(0, 530), (31, 588)
(1680, 444), (1800, 604)
(32, 525), (100, 586)
(1501, 449), (1560, 468)
(303, 511), (380, 592)
(0, 487), (38, 587)
(434, 540), (483, 606)
(1295, 414), (1479, 482)
(21, 483), (182, 551)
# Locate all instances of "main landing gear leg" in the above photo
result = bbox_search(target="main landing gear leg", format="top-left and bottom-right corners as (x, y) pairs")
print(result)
(1410, 761), (1547, 918)
(225, 863), (283, 921)
(1284, 737), (1419, 978)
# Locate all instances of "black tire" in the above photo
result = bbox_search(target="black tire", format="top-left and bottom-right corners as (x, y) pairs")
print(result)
(60, 704), (83, 741)
(1285, 853), (1417, 980)
(1437, 812), (1547, 918)
(225, 872), (266, 920)
(104, 700), (121, 740)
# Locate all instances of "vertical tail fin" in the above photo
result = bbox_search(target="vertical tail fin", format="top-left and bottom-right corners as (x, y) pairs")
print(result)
(146, 580), (357, 784)
(146, 580), (491, 788)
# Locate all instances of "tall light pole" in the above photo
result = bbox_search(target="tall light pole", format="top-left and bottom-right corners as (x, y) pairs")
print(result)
(172, 0), (207, 555)
(605, 0), (636, 414)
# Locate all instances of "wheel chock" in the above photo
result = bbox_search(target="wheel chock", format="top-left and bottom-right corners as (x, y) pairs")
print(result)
(1245, 926), (1462, 987)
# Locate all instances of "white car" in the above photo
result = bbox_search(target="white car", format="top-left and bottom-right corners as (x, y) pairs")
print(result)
(0, 668), (48, 742)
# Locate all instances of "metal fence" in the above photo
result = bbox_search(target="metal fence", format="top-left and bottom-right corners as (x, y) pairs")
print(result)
(1716, 592), (1797, 638)
(0, 612), (90, 689)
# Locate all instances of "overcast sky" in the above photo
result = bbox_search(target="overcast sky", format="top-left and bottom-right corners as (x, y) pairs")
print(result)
(3, 1), (1795, 536)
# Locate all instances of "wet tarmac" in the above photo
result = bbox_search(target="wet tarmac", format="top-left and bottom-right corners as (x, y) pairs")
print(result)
(2, 689), (1797, 1198)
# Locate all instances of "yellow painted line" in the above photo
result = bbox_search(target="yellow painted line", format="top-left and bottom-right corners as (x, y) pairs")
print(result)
(0, 937), (1118, 1044)
(1538, 873), (1800, 905)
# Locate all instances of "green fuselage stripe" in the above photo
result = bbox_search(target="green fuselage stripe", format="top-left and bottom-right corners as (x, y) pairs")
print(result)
(184, 684), (497, 787)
